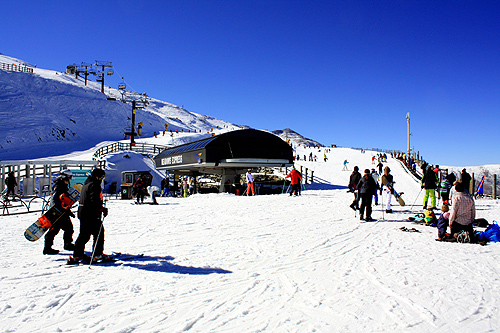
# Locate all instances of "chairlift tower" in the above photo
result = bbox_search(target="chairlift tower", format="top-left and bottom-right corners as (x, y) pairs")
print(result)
(95, 60), (113, 93)
(77, 62), (94, 86)
(121, 90), (149, 147)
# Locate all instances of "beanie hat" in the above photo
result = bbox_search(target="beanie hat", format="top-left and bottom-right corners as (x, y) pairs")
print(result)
(91, 168), (106, 179)
(364, 169), (370, 175)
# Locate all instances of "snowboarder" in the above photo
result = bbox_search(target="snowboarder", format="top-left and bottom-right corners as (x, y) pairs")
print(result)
(357, 169), (377, 221)
(381, 166), (394, 213)
(348, 166), (361, 210)
(421, 165), (438, 210)
(43, 170), (75, 255)
(246, 170), (255, 196)
(285, 167), (302, 196)
(182, 177), (189, 197)
(323, 153), (328, 162)
(72, 168), (109, 262)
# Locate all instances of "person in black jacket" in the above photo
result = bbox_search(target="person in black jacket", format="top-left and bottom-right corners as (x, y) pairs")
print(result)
(461, 168), (471, 194)
(348, 166), (361, 211)
(5, 171), (17, 199)
(357, 169), (377, 221)
(72, 168), (109, 262)
(43, 170), (75, 255)
(421, 165), (438, 209)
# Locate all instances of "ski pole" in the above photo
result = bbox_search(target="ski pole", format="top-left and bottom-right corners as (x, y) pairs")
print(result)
(410, 188), (423, 213)
(89, 208), (106, 269)
(380, 189), (384, 221)
(281, 180), (286, 194)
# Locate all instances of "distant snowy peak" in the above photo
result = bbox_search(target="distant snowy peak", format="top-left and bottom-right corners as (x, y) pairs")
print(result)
(272, 128), (323, 147)
(0, 53), (34, 67)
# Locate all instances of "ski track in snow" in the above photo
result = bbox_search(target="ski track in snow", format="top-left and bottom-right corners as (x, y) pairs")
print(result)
(1, 147), (500, 332)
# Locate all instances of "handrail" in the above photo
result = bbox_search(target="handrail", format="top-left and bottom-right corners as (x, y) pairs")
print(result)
(0, 62), (34, 73)
(93, 142), (169, 160)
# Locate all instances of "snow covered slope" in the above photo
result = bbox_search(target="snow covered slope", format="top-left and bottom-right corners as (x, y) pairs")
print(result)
(1, 146), (499, 332)
(0, 53), (240, 160)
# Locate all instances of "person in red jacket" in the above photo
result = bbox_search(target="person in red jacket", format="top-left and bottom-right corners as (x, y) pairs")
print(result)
(285, 167), (303, 196)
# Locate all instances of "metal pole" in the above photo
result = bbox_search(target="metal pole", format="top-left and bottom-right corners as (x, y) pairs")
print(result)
(406, 112), (410, 159)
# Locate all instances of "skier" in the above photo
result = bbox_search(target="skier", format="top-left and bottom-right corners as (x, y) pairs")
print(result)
(343, 160), (349, 171)
(421, 165), (438, 210)
(348, 166), (361, 210)
(323, 153), (328, 162)
(182, 177), (189, 197)
(285, 167), (302, 196)
(381, 166), (394, 213)
(371, 168), (380, 205)
(133, 175), (146, 204)
(5, 171), (17, 199)
(245, 170), (255, 196)
(357, 169), (377, 221)
(72, 168), (109, 262)
(43, 169), (75, 255)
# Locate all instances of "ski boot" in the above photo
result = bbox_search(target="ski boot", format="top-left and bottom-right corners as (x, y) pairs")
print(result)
(43, 247), (59, 255)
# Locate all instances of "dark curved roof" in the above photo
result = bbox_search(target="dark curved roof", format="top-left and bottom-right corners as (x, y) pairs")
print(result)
(154, 129), (293, 172)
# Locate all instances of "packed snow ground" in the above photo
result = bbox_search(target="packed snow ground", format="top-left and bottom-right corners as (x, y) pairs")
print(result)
(1, 146), (500, 332)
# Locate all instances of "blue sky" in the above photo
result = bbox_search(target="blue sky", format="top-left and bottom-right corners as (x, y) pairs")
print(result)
(2, 1), (499, 166)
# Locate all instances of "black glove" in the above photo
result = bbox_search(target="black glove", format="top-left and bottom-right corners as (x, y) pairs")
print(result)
(101, 207), (108, 217)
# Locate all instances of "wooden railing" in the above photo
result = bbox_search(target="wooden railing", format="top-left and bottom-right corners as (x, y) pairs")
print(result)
(0, 62), (34, 73)
(93, 142), (169, 160)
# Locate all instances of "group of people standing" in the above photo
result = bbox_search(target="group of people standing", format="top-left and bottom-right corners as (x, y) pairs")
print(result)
(348, 165), (396, 221)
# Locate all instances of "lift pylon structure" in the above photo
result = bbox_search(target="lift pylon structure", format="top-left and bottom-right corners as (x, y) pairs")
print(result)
(95, 60), (113, 93)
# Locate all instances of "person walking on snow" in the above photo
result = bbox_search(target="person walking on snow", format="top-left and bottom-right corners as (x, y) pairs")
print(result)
(371, 168), (380, 205)
(133, 175), (146, 204)
(72, 168), (109, 262)
(348, 166), (361, 210)
(357, 169), (377, 221)
(43, 169), (75, 255)
(285, 167), (302, 196)
(246, 170), (255, 196)
(381, 166), (394, 213)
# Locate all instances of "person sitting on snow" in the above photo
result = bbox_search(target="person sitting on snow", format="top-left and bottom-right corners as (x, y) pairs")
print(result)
(449, 181), (475, 242)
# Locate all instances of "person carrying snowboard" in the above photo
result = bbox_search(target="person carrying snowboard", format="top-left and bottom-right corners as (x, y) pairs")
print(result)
(381, 166), (394, 213)
(72, 168), (109, 262)
(357, 169), (377, 221)
(285, 167), (302, 196)
(348, 166), (361, 210)
(43, 169), (75, 255)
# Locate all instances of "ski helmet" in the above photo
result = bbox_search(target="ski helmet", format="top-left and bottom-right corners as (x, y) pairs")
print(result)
(60, 169), (73, 179)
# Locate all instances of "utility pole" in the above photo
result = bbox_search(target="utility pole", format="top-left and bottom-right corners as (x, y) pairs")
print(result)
(406, 112), (411, 158)
(95, 60), (113, 93)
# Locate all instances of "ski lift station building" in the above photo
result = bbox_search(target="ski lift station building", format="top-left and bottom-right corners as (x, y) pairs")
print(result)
(154, 129), (294, 192)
